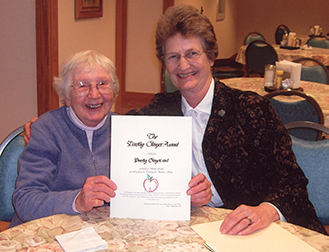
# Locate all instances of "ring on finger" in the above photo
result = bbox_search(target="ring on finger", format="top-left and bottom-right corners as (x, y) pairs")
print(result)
(246, 217), (252, 225)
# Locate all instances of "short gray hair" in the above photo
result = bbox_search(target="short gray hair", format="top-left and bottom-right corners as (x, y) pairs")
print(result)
(53, 50), (119, 104)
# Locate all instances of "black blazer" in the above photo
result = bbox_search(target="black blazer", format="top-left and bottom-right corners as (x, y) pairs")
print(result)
(128, 79), (327, 235)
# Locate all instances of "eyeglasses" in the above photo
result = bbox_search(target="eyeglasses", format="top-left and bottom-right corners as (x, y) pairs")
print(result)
(163, 49), (204, 65)
(71, 81), (113, 97)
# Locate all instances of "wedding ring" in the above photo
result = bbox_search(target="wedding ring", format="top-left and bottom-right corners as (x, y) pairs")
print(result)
(246, 217), (252, 225)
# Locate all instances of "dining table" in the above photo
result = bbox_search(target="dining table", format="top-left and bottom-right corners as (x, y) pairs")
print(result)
(0, 206), (328, 251)
(222, 77), (329, 128)
(235, 44), (329, 66)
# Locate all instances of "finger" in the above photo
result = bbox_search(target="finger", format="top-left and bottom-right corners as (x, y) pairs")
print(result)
(82, 176), (117, 202)
(187, 182), (208, 195)
(85, 178), (117, 199)
(23, 134), (30, 146)
(237, 220), (260, 236)
(88, 175), (117, 190)
(226, 217), (254, 235)
(189, 184), (212, 207)
(187, 175), (210, 196)
(75, 191), (106, 212)
(220, 205), (251, 233)
(85, 189), (114, 203)
(190, 188), (210, 201)
(188, 173), (206, 187)
(23, 117), (38, 145)
(191, 195), (211, 207)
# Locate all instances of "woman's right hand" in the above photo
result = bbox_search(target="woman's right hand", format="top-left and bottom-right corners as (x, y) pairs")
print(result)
(187, 173), (212, 207)
(23, 117), (38, 145)
(75, 175), (117, 212)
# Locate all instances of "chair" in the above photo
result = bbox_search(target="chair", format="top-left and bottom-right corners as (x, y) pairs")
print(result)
(306, 36), (329, 49)
(285, 121), (329, 139)
(212, 53), (245, 79)
(293, 57), (329, 84)
(264, 90), (324, 141)
(289, 134), (329, 225)
(0, 126), (24, 229)
(275, 24), (290, 45)
(161, 67), (178, 93)
(243, 32), (266, 45)
(245, 40), (278, 77)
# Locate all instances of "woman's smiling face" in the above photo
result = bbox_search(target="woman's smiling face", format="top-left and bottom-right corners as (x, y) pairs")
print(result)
(164, 33), (214, 96)
(65, 67), (114, 127)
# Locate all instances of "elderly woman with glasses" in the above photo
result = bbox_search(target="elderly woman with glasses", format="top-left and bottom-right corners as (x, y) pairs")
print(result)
(128, 5), (327, 235)
(10, 50), (119, 227)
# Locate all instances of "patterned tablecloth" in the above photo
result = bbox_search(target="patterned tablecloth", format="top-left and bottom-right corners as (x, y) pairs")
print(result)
(0, 206), (328, 251)
(236, 44), (329, 66)
(222, 77), (329, 127)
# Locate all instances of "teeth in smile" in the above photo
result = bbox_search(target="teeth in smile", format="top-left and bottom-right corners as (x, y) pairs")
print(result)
(178, 71), (197, 78)
(87, 104), (101, 109)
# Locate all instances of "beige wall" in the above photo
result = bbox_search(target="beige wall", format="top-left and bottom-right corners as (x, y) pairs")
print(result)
(58, 0), (116, 73)
(126, 0), (162, 93)
(0, 0), (37, 141)
(175, 0), (240, 58)
(236, 0), (329, 48)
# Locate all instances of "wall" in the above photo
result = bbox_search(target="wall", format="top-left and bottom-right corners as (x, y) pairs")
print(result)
(58, 0), (116, 75)
(236, 0), (329, 48)
(0, 0), (37, 142)
(126, 0), (162, 93)
(176, 0), (329, 56)
(175, 0), (240, 58)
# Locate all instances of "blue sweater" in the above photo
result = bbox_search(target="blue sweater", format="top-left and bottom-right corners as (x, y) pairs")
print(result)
(10, 106), (114, 227)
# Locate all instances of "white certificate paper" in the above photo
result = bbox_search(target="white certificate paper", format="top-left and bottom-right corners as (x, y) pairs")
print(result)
(110, 116), (192, 221)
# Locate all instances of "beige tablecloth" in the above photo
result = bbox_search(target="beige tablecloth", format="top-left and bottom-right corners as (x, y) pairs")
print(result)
(236, 44), (329, 66)
(0, 206), (328, 251)
(222, 77), (329, 127)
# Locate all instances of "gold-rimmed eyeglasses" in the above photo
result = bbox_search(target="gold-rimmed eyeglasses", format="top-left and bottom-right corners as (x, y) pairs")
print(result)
(71, 81), (113, 97)
(163, 49), (204, 65)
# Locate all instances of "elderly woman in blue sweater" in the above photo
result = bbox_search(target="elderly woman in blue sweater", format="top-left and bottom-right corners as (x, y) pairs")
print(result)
(10, 50), (119, 227)
(15, 50), (212, 228)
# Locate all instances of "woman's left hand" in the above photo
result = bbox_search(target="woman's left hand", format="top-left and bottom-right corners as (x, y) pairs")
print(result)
(187, 173), (212, 207)
(220, 203), (280, 235)
(75, 175), (117, 212)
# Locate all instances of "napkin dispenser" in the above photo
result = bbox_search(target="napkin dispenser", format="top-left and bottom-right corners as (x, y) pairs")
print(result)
(275, 60), (302, 89)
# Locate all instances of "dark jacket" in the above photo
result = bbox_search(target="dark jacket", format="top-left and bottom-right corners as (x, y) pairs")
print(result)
(128, 79), (327, 235)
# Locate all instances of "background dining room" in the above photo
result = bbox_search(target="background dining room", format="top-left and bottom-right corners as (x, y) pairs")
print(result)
(0, 0), (329, 142)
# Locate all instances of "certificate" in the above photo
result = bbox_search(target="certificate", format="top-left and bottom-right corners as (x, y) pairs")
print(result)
(110, 115), (192, 221)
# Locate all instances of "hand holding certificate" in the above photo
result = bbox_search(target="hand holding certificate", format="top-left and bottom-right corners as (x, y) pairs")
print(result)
(110, 116), (192, 221)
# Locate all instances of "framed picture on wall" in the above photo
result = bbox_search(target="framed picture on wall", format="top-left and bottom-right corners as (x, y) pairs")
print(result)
(75, 0), (103, 20)
(216, 0), (225, 21)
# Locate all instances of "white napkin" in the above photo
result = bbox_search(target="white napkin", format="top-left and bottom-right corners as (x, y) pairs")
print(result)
(275, 60), (302, 89)
(55, 227), (108, 252)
